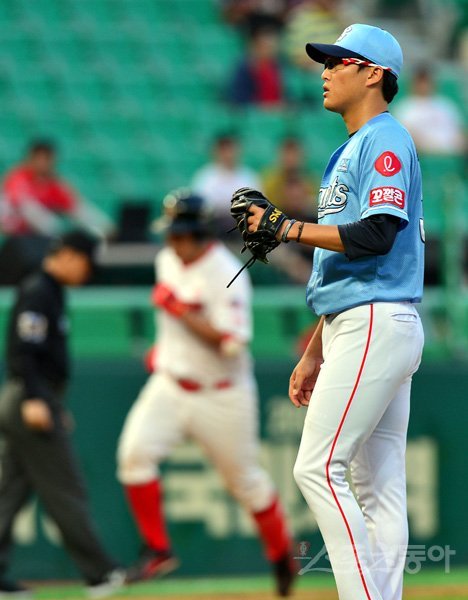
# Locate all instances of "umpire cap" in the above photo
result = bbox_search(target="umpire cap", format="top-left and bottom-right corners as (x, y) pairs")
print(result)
(153, 188), (213, 237)
(49, 229), (100, 272)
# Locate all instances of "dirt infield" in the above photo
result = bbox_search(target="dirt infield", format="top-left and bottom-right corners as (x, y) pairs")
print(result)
(406, 584), (468, 597)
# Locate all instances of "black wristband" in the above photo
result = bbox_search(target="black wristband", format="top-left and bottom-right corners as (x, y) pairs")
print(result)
(296, 221), (305, 243)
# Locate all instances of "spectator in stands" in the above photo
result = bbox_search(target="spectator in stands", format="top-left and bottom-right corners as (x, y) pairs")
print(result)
(1, 139), (114, 237)
(262, 137), (317, 220)
(450, 8), (468, 67)
(374, 0), (421, 18)
(263, 169), (318, 281)
(394, 66), (466, 155)
(221, 0), (289, 36)
(277, 173), (317, 223)
(283, 0), (345, 69)
(227, 26), (285, 107)
(191, 134), (260, 233)
(262, 138), (318, 279)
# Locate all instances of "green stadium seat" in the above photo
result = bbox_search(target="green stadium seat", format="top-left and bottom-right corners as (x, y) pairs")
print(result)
(39, 36), (91, 68)
(420, 155), (466, 235)
(172, 0), (220, 24)
(58, 73), (114, 114)
(9, 75), (60, 113)
(94, 37), (147, 70)
(17, 0), (70, 23)
(67, 0), (124, 25)
(119, 0), (175, 23)
(0, 31), (42, 65)
(283, 66), (324, 108)
(0, 0), (17, 23)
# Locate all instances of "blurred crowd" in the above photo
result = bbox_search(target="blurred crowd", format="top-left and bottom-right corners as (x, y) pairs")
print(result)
(0, 0), (465, 287)
(0, 140), (114, 284)
(0, 132), (320, 285)
(222, 0), (468, 112)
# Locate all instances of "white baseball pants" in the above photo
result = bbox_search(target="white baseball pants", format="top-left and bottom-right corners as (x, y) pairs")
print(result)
(294, 302), (424, 600)
(117, 372), (275, 513)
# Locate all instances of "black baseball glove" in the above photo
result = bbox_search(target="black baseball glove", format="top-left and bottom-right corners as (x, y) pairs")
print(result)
(227, 188), (290, 286)
(230, 187), (289, 262)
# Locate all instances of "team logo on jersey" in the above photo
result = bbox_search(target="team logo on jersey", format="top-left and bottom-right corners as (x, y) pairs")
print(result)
(374, 151), (402, 177)
(318, 176), (349, 217)
(369, 186), (405, 209)
(17, 311), (48, 343)
(337, 158), (350, 172)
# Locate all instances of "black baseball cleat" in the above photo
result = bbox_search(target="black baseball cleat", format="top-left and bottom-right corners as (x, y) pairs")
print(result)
(272, 553), (296, 597)
(0, 578), (33, 599)
(125, 546), (180, 583)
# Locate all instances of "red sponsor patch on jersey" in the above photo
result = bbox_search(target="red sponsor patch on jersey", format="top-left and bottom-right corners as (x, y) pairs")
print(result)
(369, 186), (405, 209)
(374, 151), (402, 176)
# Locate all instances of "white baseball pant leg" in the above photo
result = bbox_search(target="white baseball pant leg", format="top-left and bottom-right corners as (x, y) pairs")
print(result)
(350, 376), (412, 600)
(185, 380), (275, 513)
(293, 302), (424, 600)
(117, 374), (274, 512)
(117, 373), (186, 484)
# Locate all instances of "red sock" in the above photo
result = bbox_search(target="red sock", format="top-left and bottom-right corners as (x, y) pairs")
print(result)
(252, 496), (291, 562)
(125, 480), (170, 553)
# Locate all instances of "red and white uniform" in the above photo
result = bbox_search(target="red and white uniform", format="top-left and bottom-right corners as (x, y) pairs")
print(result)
(117, 243), (275, 513)
(156, 243), (252, 388)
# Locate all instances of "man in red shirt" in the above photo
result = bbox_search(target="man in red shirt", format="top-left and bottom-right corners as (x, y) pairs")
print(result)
(228, 27), (284, 107)
(1, 140), (113, 237)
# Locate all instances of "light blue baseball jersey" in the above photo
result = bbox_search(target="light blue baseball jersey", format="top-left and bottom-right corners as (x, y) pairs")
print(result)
(306, 112), (424, 316)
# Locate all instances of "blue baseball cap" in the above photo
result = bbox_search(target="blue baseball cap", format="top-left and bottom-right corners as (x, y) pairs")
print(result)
(306, 24), (403, 78)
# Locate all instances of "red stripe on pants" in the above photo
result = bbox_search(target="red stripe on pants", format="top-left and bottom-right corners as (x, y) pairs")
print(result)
(325, 304), (374, 600)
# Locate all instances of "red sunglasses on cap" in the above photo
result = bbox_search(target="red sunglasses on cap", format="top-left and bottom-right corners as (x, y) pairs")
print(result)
(323, 57), (392, 72)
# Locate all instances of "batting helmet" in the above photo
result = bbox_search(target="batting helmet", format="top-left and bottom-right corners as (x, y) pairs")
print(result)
(153, 188), (213, 237)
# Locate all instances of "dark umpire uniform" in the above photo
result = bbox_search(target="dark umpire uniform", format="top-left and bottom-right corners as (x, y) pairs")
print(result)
(0, 231), (123, 597)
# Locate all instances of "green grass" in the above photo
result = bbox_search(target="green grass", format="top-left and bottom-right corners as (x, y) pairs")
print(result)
(405, 566), (468, 586)
(31, 568), (468, 599)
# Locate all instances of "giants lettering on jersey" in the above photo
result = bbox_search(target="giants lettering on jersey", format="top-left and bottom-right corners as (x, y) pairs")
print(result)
(318, 176), (349, 217)
(369, 186), (405, 209)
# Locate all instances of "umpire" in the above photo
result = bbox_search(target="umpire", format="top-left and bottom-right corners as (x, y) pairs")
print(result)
(0, 231), (124, 599)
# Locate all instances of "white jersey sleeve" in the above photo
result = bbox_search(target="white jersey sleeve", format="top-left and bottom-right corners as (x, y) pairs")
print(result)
(207, 256), (252, 344)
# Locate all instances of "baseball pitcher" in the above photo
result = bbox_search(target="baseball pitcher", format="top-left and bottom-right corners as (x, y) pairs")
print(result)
(230, 24), (425, 600)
